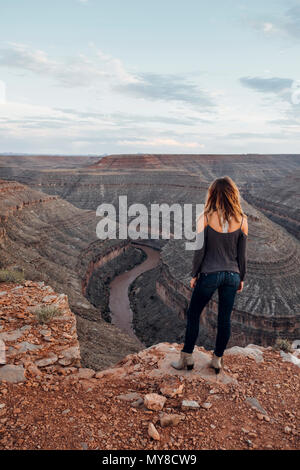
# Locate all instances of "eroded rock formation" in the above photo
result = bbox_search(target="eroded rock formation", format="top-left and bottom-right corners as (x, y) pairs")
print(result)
(0, 180), (143, 369)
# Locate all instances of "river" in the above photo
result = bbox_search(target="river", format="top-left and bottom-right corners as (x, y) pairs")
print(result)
(108, 244), (160, 347)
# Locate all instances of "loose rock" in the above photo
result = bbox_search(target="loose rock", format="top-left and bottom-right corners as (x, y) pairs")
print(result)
(57, 346), (80, 367)
(0, 339), (6, 365)
(35, 353), (58, 367)
(246, 397), (268, 415)
(148, 422), (160, 440)
(116, 392), (142, 402)
(202, 402), (212, 409)
(0, 364), (25, 383)
(181, 400), (200, 410)
(159, 413), (184, 427)
(159, 377), (184, 398)
(76, 368), (95, 380)
(144, 393), (167, 411)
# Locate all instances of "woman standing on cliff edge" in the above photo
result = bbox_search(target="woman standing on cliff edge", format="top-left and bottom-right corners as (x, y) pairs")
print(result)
(171, 176), (248, 374)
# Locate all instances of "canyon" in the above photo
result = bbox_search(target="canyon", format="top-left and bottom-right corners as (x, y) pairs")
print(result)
(0, 179), (143, 370)
(109, 244), (160, 346)
(0, 153), (299, 367)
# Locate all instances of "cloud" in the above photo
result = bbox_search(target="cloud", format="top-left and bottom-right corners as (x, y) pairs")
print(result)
(0, 42), (137, 88)
(268, 117), (300, 126)
(0, 96), (210, 153)
(263, 22), (275, 33)
(239, 75), (300, 110)
(239, 76), (293, 93)
(0, 110), (202, 131)
(237, 76), (300, 129)
(251, 20), (280, 36)
(282, 5), (300, 39)
(0, 43), (214, 107)
(0, 80), (6, 104)
(115, 72), (215, 108)
(57, 107), (211, 126)
(268, 98), (300, 128)
(248, 5), (300, 40)
(117, 137), (204, 148)
(1, 97), (299, 153)
(223, 131), (290, 140)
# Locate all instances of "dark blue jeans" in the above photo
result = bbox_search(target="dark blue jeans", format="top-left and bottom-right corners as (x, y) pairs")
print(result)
(182, 271), (241, 357)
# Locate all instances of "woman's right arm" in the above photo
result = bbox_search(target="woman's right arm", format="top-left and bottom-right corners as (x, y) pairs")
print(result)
(190, 212), (207, 286)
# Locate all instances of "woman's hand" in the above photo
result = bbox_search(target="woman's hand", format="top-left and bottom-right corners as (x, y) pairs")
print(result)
(190, 277), (198, 289)
(237, 281), (244, 293)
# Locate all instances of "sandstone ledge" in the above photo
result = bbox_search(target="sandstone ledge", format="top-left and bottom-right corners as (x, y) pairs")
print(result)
(0, 280), (81, 383)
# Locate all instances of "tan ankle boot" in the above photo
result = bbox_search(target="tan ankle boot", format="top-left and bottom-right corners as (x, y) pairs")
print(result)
(171, 351), (194, 370)
(210, 353), (223, 374)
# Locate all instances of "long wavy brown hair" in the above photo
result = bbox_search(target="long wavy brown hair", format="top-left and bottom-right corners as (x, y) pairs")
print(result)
(204, 176), (245, 226)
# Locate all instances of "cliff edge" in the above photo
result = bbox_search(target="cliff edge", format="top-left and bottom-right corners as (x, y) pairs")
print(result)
(0, 280), (299, 450)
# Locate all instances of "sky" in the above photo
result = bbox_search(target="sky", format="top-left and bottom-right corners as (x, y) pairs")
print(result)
(0, 0), (299, 154)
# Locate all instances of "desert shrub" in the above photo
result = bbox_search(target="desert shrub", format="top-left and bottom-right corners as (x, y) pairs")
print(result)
(273, 337), (293, 353)
(33, 305), (62, 324)
(0, 269), (24, 283)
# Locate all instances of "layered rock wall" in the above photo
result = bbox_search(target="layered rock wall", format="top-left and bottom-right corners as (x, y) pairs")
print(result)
(0, 180), (142, 370)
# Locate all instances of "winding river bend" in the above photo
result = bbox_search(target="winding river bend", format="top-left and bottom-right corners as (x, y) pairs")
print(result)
(108, 244), (160, 347)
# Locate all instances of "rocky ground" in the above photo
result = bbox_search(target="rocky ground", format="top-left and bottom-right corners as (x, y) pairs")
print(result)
(0, 280), (299, 450)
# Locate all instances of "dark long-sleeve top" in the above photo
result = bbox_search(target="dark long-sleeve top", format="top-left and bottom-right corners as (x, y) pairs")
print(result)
(191, 225), (248, 281)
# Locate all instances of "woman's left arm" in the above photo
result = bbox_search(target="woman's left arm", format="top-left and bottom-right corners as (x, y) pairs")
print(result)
(190, 212), (207, 284)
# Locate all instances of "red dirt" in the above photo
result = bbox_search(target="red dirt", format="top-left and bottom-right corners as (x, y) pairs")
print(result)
(0, 281), (299, 450)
